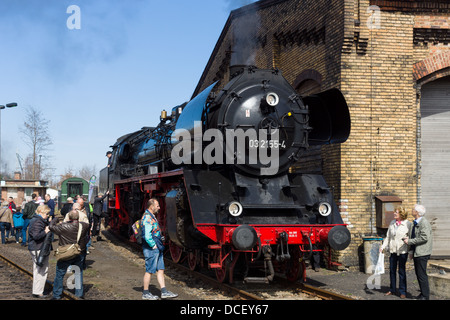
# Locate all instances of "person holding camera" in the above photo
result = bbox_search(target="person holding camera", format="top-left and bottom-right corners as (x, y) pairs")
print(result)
(141, 198), (177, 300)
(50, 210), (90, 299)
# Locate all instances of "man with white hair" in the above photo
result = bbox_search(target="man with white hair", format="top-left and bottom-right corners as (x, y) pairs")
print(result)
(403, 204), (433, 300)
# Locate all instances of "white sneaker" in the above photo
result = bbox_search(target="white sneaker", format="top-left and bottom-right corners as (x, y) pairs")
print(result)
(161, 290), (178, 299)
(142, 292), (159, 300)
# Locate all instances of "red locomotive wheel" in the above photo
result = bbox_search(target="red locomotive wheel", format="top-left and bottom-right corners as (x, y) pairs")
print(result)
(169, 241), (183, 263)
(187, 250), (199, 271)
(214, 248), (230, 283)
(285, 246), (302, 282)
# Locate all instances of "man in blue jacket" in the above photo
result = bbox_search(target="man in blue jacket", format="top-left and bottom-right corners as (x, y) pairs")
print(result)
(44, 194), (55, 220)
(141, 198), (178, 300)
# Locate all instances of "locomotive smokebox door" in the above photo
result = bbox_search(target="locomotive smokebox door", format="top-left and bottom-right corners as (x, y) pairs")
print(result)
(375, 196), (403, 228)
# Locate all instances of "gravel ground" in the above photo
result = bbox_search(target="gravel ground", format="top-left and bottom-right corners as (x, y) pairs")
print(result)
(1, 228), (446, 301)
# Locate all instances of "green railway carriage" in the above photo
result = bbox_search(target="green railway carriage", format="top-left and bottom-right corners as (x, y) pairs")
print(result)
(58, 177), (89, 207)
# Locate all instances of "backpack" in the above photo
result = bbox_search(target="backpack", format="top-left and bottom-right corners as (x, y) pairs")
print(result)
(131, 219), (143, 244)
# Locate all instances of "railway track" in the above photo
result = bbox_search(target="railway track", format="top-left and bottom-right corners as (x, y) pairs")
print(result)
(107, 230), (353, 301)
(0, 253), (79, 300)
(165, 254), (353, 300)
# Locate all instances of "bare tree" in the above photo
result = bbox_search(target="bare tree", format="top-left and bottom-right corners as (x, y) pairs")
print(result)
(78, 164), (97, 182)
(20, 107), (53, 179)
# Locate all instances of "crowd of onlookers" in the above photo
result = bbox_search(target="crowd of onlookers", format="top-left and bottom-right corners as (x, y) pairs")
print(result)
(0, 192), (109, 299)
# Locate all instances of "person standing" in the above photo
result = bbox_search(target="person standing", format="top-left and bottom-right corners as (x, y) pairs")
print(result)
(92, 191), (109, 241)
(7, 197), (16, 239)
(381, 206), (411, 298)
(0, 201), (14, 244)
(28, 205), (51, 298)
(49, 210), (90, 300)
(60, 197), (74, 218)
(403, 204), (433, 300)
(44, 194), (55, 221)
(21, 194), (39, 246)
(141, 198), (177, 300)
(12, 206), (24, 243)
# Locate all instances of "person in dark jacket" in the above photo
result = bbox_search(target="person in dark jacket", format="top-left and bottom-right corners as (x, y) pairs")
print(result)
(28, 205), (51, 298)
(60, 197), (74, 218)
(92, 191), (109, 241)
(44, 194), (56, 220)
(22, 194), (39, 246)
(49, 210), (90, 299)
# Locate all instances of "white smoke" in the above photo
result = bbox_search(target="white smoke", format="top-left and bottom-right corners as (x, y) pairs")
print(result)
(228, 1), (261, 66)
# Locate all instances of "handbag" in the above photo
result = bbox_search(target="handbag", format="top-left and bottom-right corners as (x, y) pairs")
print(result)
(54, 223), (83, 261)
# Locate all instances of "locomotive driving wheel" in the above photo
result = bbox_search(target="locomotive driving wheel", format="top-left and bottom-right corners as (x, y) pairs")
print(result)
(187, 250), (199, 271)
(169, 241), (183, 263)
(214, 247), (231, 283)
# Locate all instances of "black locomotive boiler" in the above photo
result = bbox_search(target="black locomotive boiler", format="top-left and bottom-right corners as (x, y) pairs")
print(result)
(100, 66), (351, 283)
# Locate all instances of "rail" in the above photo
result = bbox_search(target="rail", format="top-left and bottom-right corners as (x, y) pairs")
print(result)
(0, 253), (79, 300)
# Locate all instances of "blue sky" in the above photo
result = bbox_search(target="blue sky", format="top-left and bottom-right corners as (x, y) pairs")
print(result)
(0, 0), (257, 183)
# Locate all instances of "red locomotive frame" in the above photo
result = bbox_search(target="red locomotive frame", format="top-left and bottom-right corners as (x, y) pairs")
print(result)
(107, 168), (345, 283)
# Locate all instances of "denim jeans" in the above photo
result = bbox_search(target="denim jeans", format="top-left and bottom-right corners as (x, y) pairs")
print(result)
(53, 255), (84, 299)
(143, 246), (164, 274)
(389, 253), (408, 295)
(0, 222), (11, 244)
(14, 227), (23, 242)
(22, 218), (31, 244)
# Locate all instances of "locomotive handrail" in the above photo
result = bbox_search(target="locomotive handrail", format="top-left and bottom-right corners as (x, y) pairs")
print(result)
(299, 233), (313, 261)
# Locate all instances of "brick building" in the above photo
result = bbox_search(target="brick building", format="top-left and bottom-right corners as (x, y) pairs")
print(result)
(1, 172), (48, 206)
(193, 0), (450, 266)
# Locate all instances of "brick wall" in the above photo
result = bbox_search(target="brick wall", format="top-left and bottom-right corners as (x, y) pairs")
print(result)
(195, 0), (450, 267)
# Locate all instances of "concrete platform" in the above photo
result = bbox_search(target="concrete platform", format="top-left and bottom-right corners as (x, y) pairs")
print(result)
(429, 260), (450, 299)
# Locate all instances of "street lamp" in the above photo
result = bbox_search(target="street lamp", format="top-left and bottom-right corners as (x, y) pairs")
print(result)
(0, 102), (18, 193)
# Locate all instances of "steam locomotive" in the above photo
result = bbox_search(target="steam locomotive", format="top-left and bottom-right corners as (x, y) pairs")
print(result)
(100, 66), (351, 283)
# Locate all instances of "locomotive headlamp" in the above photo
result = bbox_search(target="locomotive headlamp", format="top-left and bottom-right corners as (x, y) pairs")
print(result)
(227, 201), (243, 217)
(317, 202), (332, 217)
(265, 92), (279, 107)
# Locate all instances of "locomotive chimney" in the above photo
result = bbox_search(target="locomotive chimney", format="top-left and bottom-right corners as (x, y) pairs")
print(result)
(229, 64), (246, 80)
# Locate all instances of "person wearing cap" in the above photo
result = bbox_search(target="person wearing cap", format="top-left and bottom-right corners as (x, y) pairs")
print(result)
(106, 150), (113, 167)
